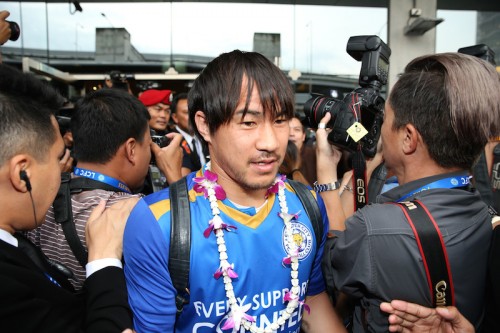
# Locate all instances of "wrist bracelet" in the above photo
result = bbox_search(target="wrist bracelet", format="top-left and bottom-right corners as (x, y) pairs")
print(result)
(313, 181), (341, 193)
(291, 169), (301, 174)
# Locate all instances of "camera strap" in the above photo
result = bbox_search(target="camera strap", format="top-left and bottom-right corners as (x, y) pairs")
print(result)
(390, 200), (455, 307)
(352, 150), (368, 210)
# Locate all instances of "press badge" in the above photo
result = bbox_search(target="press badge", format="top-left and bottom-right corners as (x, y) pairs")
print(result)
(347, 122), (368, 142)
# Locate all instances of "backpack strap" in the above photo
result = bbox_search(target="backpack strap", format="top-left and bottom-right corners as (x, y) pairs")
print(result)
(168, 177), (191, 315)
(53, 173), (126, 267)
(53, 172), (89, 267)
(392, 200), (455, 307)
(288, 179), (323, 251)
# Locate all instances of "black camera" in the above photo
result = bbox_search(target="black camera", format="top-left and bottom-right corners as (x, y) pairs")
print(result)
(148, 129), (171, 193)
(304, 35), (391, 158)
(7, 21), (20, 41)
(151, 134), (171, 149)
(109, 71), (134, 82)
(458, 44), (496, 66)
(150, 129), (171, 165)
(107, 71), (134, 91)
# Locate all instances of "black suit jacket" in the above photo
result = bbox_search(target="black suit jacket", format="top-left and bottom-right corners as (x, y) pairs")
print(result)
(0, 238), (132, 332)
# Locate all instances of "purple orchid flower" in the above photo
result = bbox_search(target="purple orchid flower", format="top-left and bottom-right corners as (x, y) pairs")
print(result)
(284, 292), (310, 315)
(221, 303), (254, 332)
(266, 174), (286, 198)
(214, 263), (239, 280)
(278, 211), (298, 223)
(203, 216), (237, 238)
(193, 170), (226, 200)
(282, 246), (300, 266)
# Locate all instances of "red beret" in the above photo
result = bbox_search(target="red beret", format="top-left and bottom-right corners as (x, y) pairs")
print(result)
(139, 89), (173, 106)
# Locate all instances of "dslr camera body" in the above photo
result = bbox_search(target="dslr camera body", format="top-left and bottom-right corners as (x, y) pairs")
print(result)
(148, 129), (171, 193)
(304, 35), (391, 158)
(107, 71), (134, 91)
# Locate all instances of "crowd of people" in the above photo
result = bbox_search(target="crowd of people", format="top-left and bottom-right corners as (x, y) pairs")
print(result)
(1, 8), (500, 333)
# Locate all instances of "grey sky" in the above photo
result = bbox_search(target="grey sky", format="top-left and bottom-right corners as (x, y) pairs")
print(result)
(2, 2), (476, 75)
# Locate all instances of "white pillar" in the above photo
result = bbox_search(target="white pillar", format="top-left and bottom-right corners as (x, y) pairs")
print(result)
(387, 0), (440, 91)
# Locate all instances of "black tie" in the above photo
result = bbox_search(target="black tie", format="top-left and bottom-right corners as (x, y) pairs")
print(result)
(191, 138), (201, 170)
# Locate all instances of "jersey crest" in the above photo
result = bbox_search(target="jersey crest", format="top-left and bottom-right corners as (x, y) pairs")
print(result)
(282, 221), (314, 260)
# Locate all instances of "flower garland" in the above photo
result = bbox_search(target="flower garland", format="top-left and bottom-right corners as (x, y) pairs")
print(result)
(193, 163), (309, 333)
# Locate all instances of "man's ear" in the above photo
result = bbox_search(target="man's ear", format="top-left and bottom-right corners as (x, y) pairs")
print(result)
(194, 111), (211, 143)
(124, 138), (137, 165)
(9, 155), (31, 192)
(402, 124), (419, 155)
(171, 113), (179, 125)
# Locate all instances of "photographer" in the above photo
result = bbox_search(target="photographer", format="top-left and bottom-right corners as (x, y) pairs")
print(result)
(29, 88), (183, 289)
(317, 52), (500, 332)
(104, 70), (133, 94)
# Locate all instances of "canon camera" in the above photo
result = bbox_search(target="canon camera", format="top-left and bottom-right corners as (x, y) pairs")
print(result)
(304, 35), (391, 158)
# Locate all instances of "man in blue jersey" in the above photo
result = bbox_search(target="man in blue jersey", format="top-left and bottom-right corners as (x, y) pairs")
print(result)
(123, 50), (346, 332)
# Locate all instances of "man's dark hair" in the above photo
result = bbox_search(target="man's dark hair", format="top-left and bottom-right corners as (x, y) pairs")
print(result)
(389, 52), (500, 170)
(188, 50), (295, 143)
(71, 88), (150, 163)
(171, 92), (188, 115)
(0, 64), (63, 166)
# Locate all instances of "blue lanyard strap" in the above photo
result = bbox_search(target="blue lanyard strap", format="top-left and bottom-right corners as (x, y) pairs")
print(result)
(73, 167), (131, 194)
(397, 174), (471, 202)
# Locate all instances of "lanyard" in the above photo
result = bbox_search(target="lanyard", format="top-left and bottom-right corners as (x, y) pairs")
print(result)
(73, 167), (131, 194)
(397, 174), (470, 202)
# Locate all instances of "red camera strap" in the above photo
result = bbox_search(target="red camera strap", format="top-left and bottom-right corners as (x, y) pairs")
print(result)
(391, 200), (455, 307)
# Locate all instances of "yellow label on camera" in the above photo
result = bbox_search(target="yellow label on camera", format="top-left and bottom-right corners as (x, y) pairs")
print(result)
(347, 122), (368, 142)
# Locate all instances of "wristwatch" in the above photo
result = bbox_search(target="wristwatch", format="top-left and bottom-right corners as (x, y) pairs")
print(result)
(313, 181), (341, 193)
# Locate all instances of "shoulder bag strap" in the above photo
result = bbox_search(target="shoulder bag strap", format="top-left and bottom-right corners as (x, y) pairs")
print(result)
(53, 172), (89, 267)
(169, 177), (191, 315)
(53, 175), (124, 268)
(288, 179), (323, 251)
(393, 200), (455, 307)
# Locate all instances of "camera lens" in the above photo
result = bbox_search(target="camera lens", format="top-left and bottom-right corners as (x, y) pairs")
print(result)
(7, 21), (20, 41)
(303, 95), (344, 129)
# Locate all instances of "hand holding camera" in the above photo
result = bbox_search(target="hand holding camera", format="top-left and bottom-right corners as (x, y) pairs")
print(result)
(304, 35), (390, 159)
(150, 131), (183, 185)
(0, 11), (20, 45)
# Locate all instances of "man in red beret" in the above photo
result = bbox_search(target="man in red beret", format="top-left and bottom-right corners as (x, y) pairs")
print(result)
(139, 89), (173, 135)
(139, 89), (194, 194)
